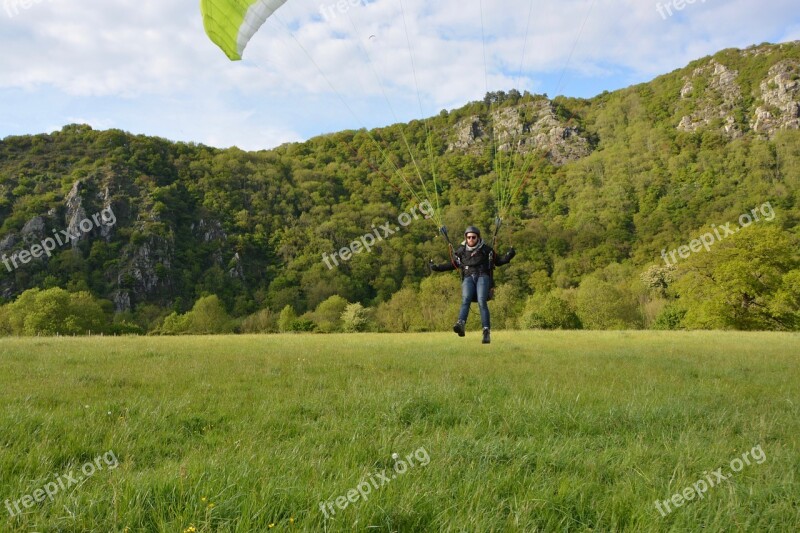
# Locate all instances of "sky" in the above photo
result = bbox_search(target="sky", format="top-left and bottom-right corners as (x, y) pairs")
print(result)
(0, 0), (799, 151)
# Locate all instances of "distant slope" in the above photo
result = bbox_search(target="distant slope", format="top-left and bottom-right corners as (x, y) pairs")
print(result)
(0, 41), (798, 331)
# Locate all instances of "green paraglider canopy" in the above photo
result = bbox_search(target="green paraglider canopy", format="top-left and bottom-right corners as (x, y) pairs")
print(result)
(200, 0), (289, 60)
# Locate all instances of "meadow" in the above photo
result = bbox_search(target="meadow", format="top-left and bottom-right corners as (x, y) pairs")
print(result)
(0, 331), (798, 532)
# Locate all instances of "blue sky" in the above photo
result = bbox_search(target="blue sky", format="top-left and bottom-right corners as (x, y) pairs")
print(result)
(1, 0), (798, 150)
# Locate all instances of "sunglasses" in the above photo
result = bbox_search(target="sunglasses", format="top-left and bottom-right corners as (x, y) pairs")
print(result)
(466, 235), (478, 240)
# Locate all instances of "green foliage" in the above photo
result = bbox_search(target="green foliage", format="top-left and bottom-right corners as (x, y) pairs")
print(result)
(375, 287), (421, 332)
(418, 275), (462, 331)
(652, 304), (687, 330)
(240, 308), (275, 333)
(2, 287), (108, 335)
(278, 305), (316, 333)
(312, 295), (349, 333)
(672, 226), (800, 330)
(519, 292), (582, 330)
(491, 283), (526, 330)
(575, 276), (642, 330)
(159, 295), (234, 334)
(341, 302), (370, 332)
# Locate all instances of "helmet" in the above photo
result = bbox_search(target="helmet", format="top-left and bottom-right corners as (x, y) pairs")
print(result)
(464, 226), (481, 237)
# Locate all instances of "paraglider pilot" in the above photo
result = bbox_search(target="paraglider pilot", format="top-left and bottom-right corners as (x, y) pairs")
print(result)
(428, 226), (516, 344)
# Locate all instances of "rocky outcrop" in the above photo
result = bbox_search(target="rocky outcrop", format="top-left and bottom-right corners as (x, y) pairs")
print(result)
(448, 99), (592, 165)
(228, 252), (244, 281)
(0, 234), (17, 254)
(751, 59), (800, 136)
(117, 234), (174, 299)
(113, 290), (131, 313)
(65, 180), (88, 248)
(677, 60), (743, 138)
(194, 218), (227, 243)
(20, 216), (46, 244)
(98, 186), (116, 241)
(449, 119), (485, 152)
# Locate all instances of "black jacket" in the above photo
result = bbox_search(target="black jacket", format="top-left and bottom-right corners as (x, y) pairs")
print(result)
(431, 242), (515, 278)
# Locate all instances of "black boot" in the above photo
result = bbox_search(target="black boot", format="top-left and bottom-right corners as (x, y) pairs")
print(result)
(482, 328), (490, 344)
(453, 320), (465, 337)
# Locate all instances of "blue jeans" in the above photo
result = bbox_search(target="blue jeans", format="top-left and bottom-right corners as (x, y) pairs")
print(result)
(459, 274), (490, 329)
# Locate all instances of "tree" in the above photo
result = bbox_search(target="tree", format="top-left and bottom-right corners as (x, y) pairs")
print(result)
(575, 276), (641, 329)
(278, 304), (298, 333)
(160, 311), (190, 334)
(418, 275), (461, 331)
(185, 295), (234, 333)
(491, 283), (526, 330)
(160, 295), (234, 334)
(312, 295), (349, 333)
(672, 226), (800, 330)
(519, 292), (582, 330)
(4, 287), (107, 335)
(341, 302), (370, 332)
(375, 287), (421, 332)
(240, 308), (275, 333)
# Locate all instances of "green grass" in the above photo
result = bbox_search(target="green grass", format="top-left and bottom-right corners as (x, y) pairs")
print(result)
(0, 331), (798, 532)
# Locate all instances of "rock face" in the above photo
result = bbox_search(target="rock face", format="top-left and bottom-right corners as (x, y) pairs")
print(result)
(675, 47), (800, 138)
(20, 216), (46, 244)
(65, 180), (89, 248)
(448, 99), (592, 165)
(113, 290), (132, 313)
(98, 186), (116, 241)
(751, 59), (800, 135)
(228, 252), (245, 280)
(0, 234), (17, 254)
(677, 60), (743, 138)
(195, 218), (227, 243)
(118, 235), (174, 300)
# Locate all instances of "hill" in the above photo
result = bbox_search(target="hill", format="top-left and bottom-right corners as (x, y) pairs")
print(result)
(0, 41), (799, 333)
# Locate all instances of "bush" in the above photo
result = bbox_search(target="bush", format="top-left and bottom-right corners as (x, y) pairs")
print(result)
(240, 308), (275, 333)
(277, 305), (316, 332)
(3, 287), (108, 335)
(312, 295), (349, 333)
(341, 303), (370, 332)
(652, 304), (687, 330)
(278, 305), (297, 333)
(519, 293), (582, 330)
(159, 295), (234, 334)
(575, 276), (642, 329)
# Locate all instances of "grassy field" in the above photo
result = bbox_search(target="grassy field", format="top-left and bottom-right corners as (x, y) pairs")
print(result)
(0, 331), (798, 532)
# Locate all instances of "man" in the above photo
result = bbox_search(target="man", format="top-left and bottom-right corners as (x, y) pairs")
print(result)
(428, 226), (515, 344)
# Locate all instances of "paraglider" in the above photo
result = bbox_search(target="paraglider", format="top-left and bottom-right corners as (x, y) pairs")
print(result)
(429, 226), (516, 344)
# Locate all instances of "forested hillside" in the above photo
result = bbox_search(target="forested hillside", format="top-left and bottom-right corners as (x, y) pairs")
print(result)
(1, 41), (799, 334)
